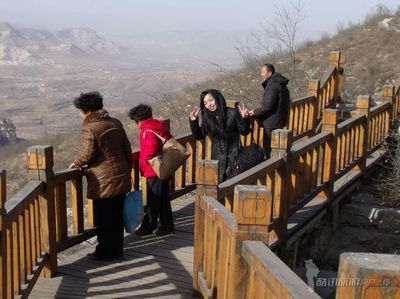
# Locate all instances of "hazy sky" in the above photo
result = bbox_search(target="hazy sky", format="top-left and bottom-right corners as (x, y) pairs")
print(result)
(0, 0), (398, 39)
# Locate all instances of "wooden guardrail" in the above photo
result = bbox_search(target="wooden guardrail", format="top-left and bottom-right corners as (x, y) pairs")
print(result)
(288, 51), (344, 141)
(193, 186), (317, 298)
(0, 147), (57, 299)
(336, 252), (400, 298)
(193, 185), (319, 298)
(193, 84), (399, 297)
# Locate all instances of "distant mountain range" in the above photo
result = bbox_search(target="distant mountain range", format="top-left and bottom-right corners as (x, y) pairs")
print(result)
(0, 22), (123, 65)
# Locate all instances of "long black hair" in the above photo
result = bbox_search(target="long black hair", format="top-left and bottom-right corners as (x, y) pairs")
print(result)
(200, 89), (227, 139)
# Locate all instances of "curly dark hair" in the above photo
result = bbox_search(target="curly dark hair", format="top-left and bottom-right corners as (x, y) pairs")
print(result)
(128, 104), (152, 123)
(73, 91), (104, 113)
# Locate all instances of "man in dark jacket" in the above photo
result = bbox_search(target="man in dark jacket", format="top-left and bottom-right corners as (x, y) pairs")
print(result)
(250, 64), (290, 159)
(70, 92), (132, 260)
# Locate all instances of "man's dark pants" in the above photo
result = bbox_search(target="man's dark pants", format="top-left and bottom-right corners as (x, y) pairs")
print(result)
(141, 177), (174, 231)
(94, 195), (125, 259)
(263, 128), (277, 160)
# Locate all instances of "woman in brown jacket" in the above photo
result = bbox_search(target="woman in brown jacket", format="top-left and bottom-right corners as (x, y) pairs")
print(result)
(70, 92), (132, 260)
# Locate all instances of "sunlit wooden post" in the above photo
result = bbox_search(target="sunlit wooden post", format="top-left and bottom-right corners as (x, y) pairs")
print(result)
(355, 96), (371, 172)
(270, 129), (292, 242)
(383, 85), (396, 127)
(27, 146), (57, 277)
(308, 80), (320, 129)
(227, 185), (271, 299)
(195, 160), (219, 200)
(321, 110), (339, 231)
(0, 169), (7, 299)
(187, 140), (196, 184)
(321, 109), (339, 200)
(193, 159), (219, 296)
(336, 252), (400, 298)
(395, 86), (400, 117)
(0, 170), (5, 210)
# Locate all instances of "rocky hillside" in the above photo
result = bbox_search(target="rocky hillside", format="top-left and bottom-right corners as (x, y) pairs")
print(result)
(0, 22), (122, 65)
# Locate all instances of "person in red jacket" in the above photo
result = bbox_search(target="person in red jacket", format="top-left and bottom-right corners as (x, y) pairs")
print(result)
(129, 104), (174, 236)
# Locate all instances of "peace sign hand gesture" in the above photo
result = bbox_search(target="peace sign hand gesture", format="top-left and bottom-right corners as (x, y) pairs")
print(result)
(238, 103), (249, 118)
(189, 105), (200, 121)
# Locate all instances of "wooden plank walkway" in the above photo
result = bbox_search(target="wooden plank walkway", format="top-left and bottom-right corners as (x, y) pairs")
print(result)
(30, 196), (196, 299)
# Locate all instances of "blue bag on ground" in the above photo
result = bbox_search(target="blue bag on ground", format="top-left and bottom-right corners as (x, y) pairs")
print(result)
(123, 190), (144, 233)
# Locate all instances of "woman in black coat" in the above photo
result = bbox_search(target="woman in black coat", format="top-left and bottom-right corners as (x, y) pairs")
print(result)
(189, 89), (250, 182)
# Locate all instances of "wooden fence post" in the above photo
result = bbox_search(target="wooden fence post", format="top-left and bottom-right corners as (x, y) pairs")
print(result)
(227, 185), (272, 299)
(395, 86), (400, 118)
(0, 170), (5, 210)
(308, 80), (320, 129)
(321, 109), (339, 232)
(321, 109), (339, 200)
(336, 252), (400, 298)
(355, 96), (371, 172)
(27, 146), (57, 277)
(383, 85), (396, 127)
(195, 160), (219, 200)
(233, 185), (271, 243)
(0, 169), (6, 299)
(270, 129), (293, 245)
(193, 160), (219, 296)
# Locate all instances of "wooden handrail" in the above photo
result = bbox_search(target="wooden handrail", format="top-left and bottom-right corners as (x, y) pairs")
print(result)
(370, 101), (391, 117)
(320, 65), (337, 90)
(336, 114), (365, 134)
(218, 157), (284, 199)
(53, 168), (82, 184)
(242, 241), (319, 298)
(290, 95), (315, 104)
(0, 170), (49, 299)
(3, 181), (44, 223)
(291, 131), (332, 158)
(287, 51), (344, 142)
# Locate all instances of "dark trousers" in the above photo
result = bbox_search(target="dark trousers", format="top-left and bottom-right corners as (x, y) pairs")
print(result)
(263, 128), (276, 160)
(93, 196), (125, 259)
(141, 177), (173, 230)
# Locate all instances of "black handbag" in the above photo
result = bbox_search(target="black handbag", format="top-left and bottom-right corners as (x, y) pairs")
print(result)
(230, 141), (265, 178)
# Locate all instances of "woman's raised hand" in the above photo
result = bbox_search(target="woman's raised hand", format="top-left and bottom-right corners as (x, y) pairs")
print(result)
(189, 105), (200, 121)
(238, 103), (249, 118)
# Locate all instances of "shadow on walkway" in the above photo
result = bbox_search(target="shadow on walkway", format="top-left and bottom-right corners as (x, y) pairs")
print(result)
(31, 199), (196, 299)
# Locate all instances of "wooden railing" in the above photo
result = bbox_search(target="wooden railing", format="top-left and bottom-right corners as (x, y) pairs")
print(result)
(0, 178), (47, 299)
(288, 95), (319, 141)
(242, 241), (320, 299)
(336, 252), (400, 298)
(53, 168), (97, 253)
(0, 146), (58, 299)
(193, 185), (319, 298)
(287, 51), (344, 141)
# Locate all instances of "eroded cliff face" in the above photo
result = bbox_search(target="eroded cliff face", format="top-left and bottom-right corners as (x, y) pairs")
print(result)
(0, 118), (17, 145)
